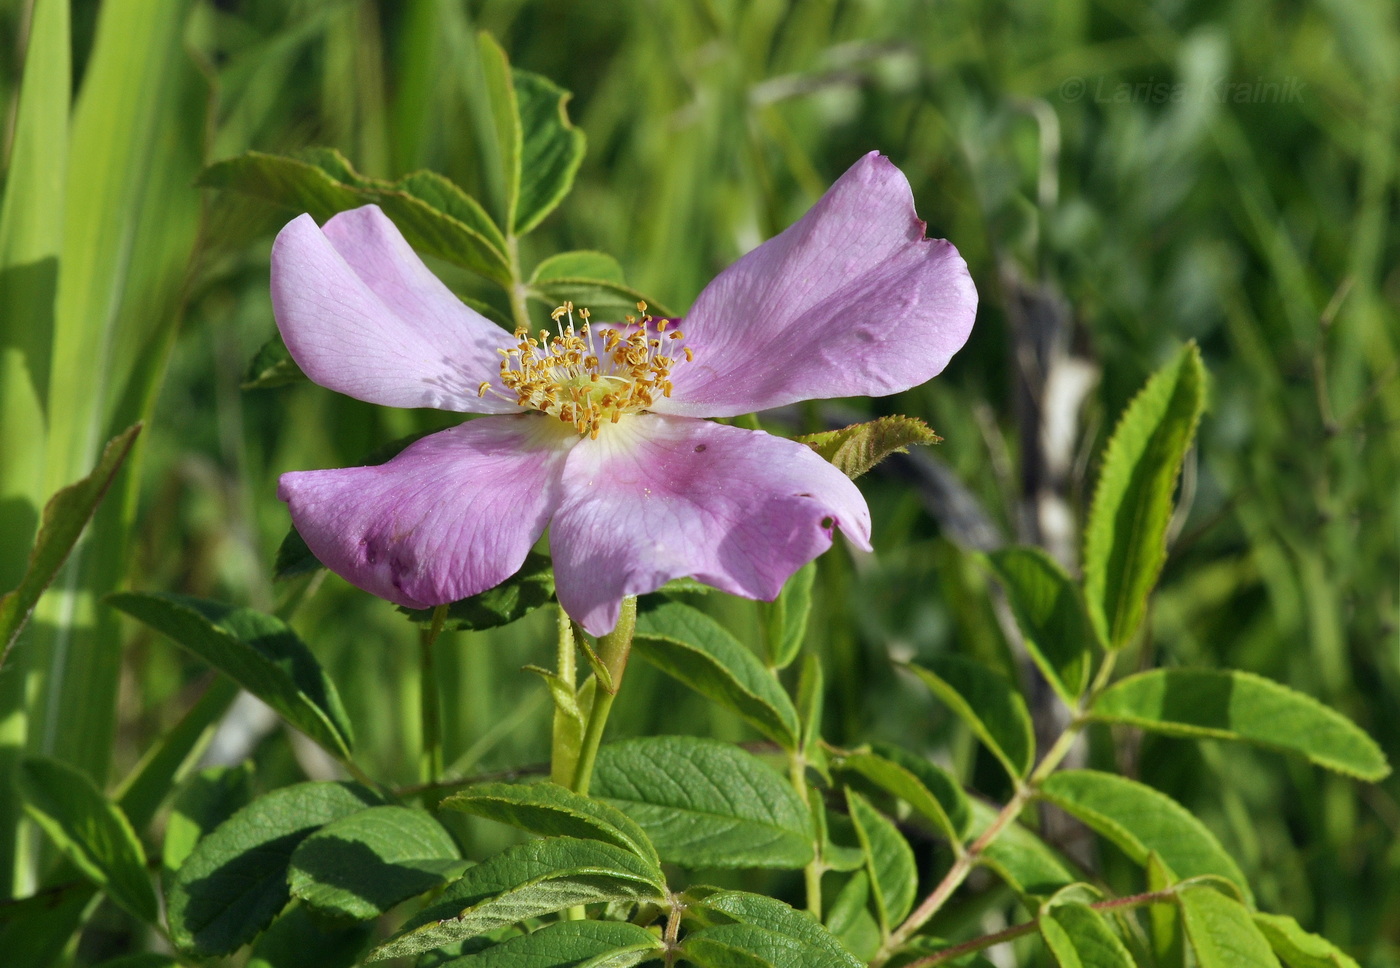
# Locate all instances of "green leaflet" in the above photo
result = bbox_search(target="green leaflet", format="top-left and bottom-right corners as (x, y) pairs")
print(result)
(844, 791), (917, 932)
(165, 781), (384, 956)
(289, 806), (465, 920)
(1082, 343), (1207, 650)
(442, 781), (661, 868)
(370, 837), (666, 961)
(434, 920), (664, 968)
(632, 601), (800, 749)
(981, 546), (1093, 704)
(687, 891), (861, 968)
(1089, 669), (1389, 780)
(199, 149), (511, 284)
(1178, 887), (1281, 968)
(1039, 770), (1251, 902)
(107, 592), (355, 760)
(0, 424), (140, 666)
(836, 745), (970, 843)
(246, 903), (372, 968)
(909, 656), (1035, 780)
(765, 561), (816, 670)
(1251, 913), (1361, 968)
(1038, 901), (1135, 968)
(591, 736), (813, 870)
(17, 757), (157, 924)
(512, 69), (587, 235)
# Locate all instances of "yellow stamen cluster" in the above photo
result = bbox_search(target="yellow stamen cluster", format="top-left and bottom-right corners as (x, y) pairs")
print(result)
(488, 301), (690, 438)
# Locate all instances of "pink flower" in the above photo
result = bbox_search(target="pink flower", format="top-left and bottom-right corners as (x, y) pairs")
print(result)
(273, 152), (976, 635)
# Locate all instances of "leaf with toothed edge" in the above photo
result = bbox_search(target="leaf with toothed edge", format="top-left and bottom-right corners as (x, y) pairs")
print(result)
(795, 416), (940, 479)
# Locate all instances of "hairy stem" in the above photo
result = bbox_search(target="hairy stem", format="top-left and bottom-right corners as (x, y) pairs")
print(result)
(571, 596), (637, 795)
(870, 651), (1120, 966)
(418, 604), (449, 785)
(550, 607), (580, 786)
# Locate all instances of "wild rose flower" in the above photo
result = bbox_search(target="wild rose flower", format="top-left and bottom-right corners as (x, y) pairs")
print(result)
(272, 152), (976, 635)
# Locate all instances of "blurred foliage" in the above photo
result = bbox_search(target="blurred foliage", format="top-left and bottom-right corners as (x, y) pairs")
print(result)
(0, 0), (1396, 963)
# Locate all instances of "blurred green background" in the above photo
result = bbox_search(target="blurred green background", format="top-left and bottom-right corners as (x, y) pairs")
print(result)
(0, 0), (1396, 963)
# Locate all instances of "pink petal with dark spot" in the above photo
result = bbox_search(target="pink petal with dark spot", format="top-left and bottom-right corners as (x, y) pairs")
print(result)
(549, 414), (871, 635)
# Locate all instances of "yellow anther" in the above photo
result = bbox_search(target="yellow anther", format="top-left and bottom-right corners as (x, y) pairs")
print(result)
(478, 381), (490, 397)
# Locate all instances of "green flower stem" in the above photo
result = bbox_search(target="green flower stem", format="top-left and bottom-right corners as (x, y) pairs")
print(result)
(418, 604), (448, 785)
(870, 650), (1122, 967)
(898, 888), (1181, 968)
(570, 596), (637, 795)
(551, 606), (580, 786)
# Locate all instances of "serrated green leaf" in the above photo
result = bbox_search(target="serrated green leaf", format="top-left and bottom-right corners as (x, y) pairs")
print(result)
(399, 550), (556, 632)
(1251, 913), (1361, 968)
(795, 416), (940, 480)
(512, 69), (586, 235)
(442, 781), (659, 867)
(982, 546), (1093, 704)
(591, 736), (813, 870)
(162, 762), (254, 875)
(165, 781), (384, 956)
(909, 657), (1034, 780)
(107, 592), (355, 759)
(766, 561), (815, 670)
(968, 800), (1077, 898)
(370, 837), (666, 961)
(289, 806), (465, 920)
(835, 747), (966, 844)
(681, 922), (845, 968)
(246, 902), (372, 968)
(632, 602), (800, 749)
(1178, 887), (1281, 968)
(0, 424), (140, 667)
(1083, 343), (1206, 650)
(689, 891), (861, 968)
(198, 150), (511, 284)
(17, 757), (157, 923)
(438, 921), (664, 968)
(1089, 669), (1389, 780)
(1039, 901), (1135, 968)
(845, 791), (917, 932)
(1039, 770), (1250, 901)
(242, 333), (306, 389)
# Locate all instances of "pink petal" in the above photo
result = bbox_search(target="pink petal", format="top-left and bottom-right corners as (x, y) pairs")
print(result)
(278, 416), (575, 609)
(550, 415), (871, 635)
(271, 205), (520, 413)
(653, 152), (977, 418)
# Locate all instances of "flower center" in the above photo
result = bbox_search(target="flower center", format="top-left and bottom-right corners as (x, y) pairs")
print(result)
(484, 301), (693, 439)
